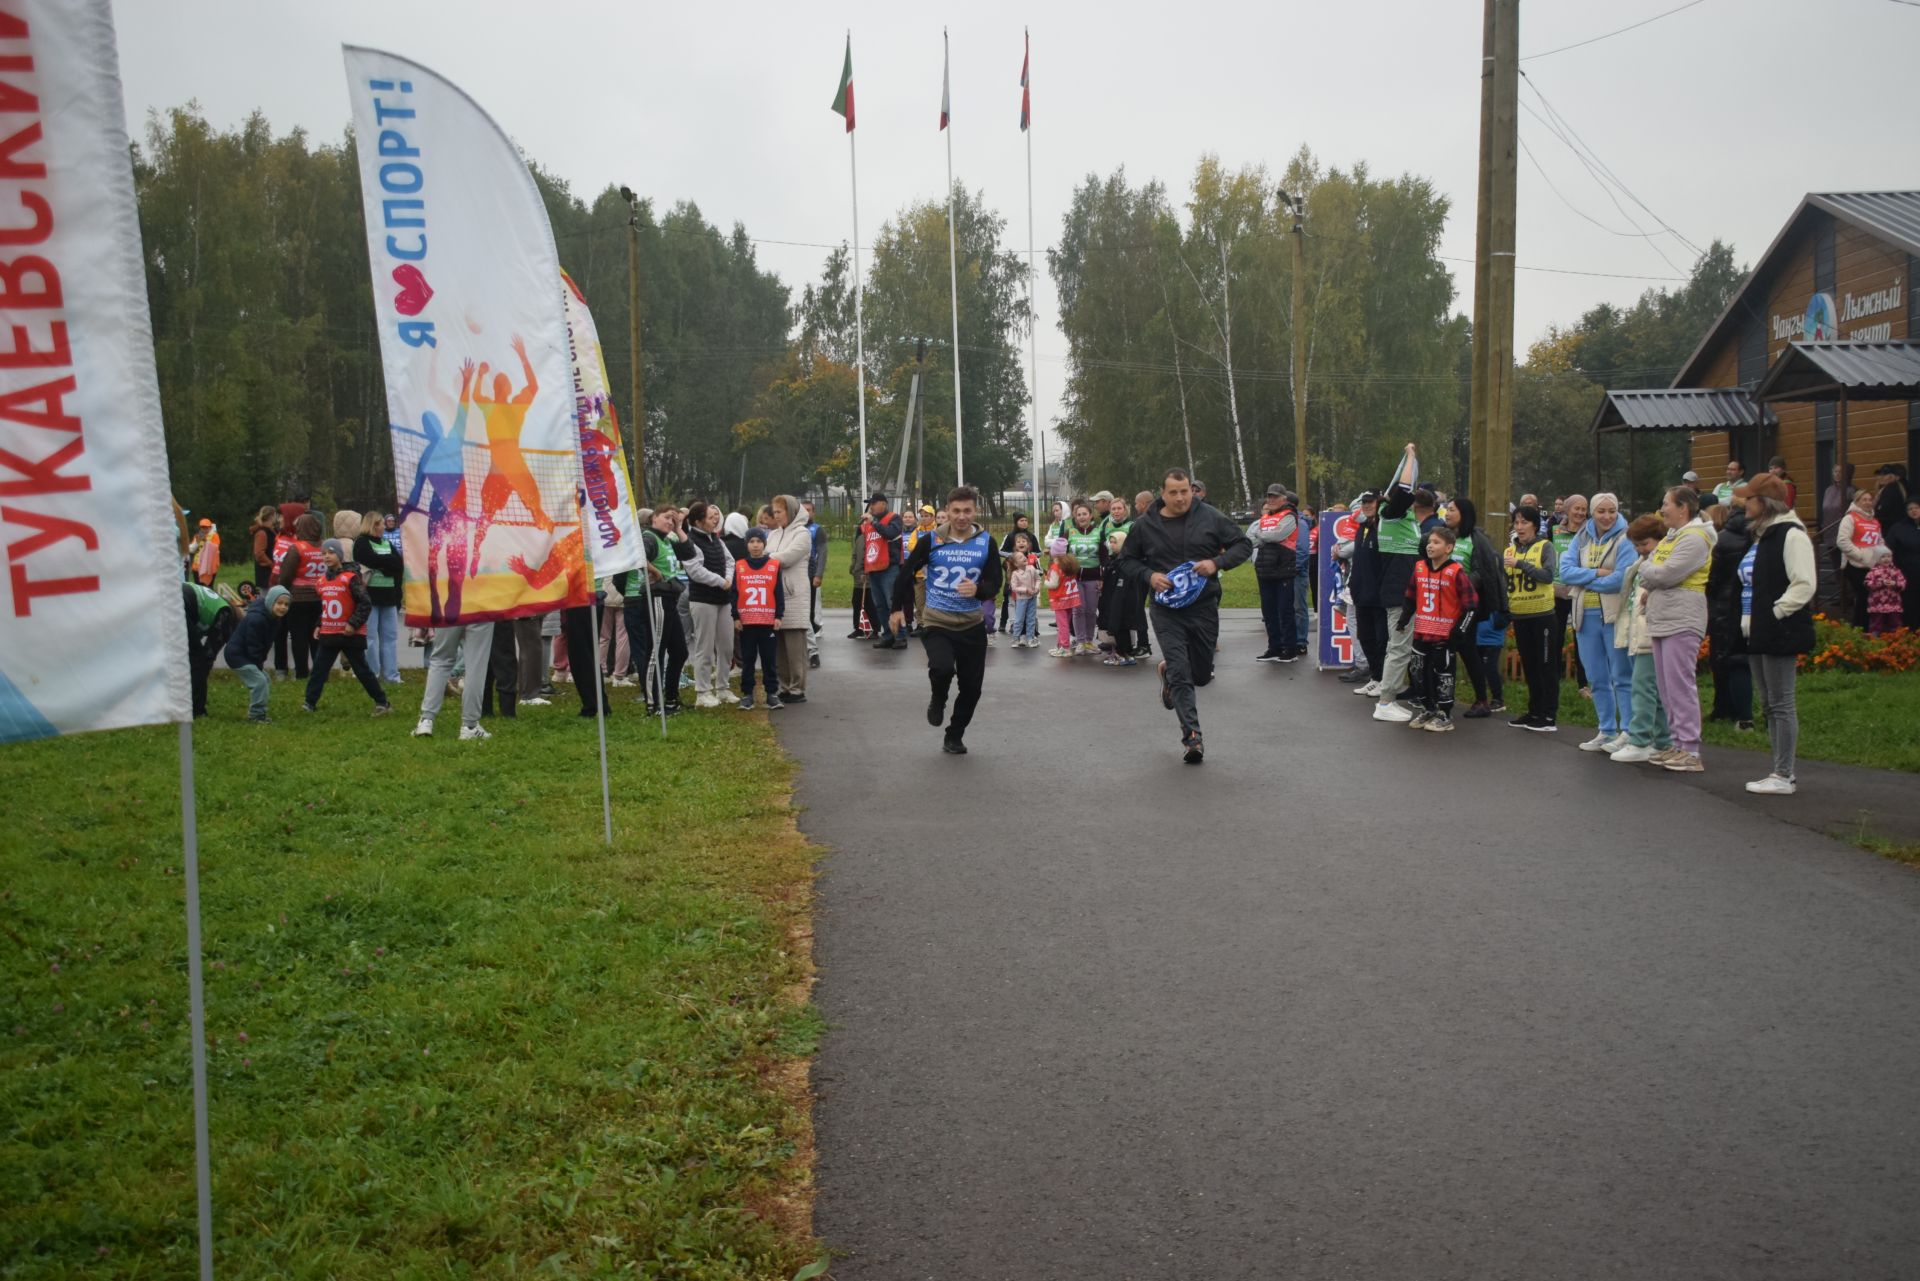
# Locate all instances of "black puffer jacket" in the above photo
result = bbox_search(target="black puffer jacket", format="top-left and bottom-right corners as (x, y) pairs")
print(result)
(1705, 510), (1752, 654)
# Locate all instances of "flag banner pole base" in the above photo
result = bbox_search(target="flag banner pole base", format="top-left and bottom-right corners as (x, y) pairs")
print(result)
(178, 720), (215, 1281)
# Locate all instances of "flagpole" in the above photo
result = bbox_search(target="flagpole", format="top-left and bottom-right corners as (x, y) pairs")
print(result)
(177, 721), (214, 1281)
(847, 31), (868, 506)
(944, 27), (965, 488)
(578, 506), (614, 844)
(1023, 28), (1041, 527)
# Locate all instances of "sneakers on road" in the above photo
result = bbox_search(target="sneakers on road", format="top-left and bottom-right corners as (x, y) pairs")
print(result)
(1423, 714), (1455, 732)
(1373, 701), (1414, 723)
(1158, 661), (1174, 710)
(1407, 710), (1433, 730)
(1461, 702), (1491, 719)
(1662, 751), (1704, 773)
(766, 695), (785, 710)
(1578, 733), (1613, 752)
(1256, 650), (1283, 663)
(927, 697), (946, 727)
(1648, 747), (1686, 767)
(1609, 742), (1654, 763)
(1353, 680), (1380, 697)
(942, 732), (967, 755)
(1182, 734), (1204, 765)
(1745, 774), (1797, 795)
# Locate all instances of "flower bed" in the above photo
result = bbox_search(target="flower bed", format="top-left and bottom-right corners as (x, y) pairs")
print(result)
(1801, 614), (1920, 674)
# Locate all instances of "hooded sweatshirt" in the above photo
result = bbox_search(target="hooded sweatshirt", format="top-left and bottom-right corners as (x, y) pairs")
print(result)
(1559, 515), (1637, 630)
(722, 511), (751, 562)
(224, 586), (288, 668)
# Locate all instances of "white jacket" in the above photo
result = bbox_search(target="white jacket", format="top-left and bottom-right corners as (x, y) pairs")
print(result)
(1837, 509), (1890, 569)
(764, 521), (813, 630)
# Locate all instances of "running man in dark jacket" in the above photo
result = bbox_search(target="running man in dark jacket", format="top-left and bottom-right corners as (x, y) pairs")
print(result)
(1116, 468), (1253, 764)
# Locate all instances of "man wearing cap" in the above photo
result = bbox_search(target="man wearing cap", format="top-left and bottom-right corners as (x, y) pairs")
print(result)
(1249, 484), (1301, 662)
(857, 494), (907, 649)
(1117, 467), (1252, 764)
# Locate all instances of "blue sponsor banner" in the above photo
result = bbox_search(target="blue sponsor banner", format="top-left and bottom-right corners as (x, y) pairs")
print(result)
(1316, 509), (1359, 670)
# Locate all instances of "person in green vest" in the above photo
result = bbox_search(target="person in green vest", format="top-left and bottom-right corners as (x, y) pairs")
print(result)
(1371, 443), (1439, 723)
(181, 580), (239, 719)
(354, 510), (405, 684)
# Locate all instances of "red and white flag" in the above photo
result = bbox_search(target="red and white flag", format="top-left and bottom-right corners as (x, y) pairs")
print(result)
(940, 33), (951, 130)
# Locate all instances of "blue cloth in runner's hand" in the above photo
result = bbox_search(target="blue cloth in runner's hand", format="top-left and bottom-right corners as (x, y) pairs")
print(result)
(1153, 561), (1205, 609)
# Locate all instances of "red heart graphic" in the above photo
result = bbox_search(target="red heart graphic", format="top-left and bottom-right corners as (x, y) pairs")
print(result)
(391, 264), (433, 316)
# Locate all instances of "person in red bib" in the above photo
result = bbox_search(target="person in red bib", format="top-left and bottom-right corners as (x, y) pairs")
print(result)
(1837, 486), (1889, 630)
(275, 512), (330, 681)
(302, 539), (394, 717)
(732, 526), (786, 710)
(858, 494), (907, 649)
(1396, 526), (1478, 732)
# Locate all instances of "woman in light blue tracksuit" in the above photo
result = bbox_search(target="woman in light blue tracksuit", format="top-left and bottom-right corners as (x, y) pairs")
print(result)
(1557, 492), (1639, 751)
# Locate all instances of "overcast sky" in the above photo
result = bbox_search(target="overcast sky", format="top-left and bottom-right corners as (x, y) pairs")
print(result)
(117, 0), (1917, 460)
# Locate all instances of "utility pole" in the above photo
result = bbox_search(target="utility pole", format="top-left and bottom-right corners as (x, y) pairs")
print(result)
(1284, 190), (1308, 504)
(1468, 0), (1518, 537)
(620, 185), (647, 506)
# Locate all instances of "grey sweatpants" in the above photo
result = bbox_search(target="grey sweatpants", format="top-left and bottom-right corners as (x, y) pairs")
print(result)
(1378, 614), (1416, 702)
(1749, 651), (1799, 780)
(420, 622), (494, 729)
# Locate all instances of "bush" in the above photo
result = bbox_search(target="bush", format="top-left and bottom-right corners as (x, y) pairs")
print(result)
(1801, 614), (1920, 674)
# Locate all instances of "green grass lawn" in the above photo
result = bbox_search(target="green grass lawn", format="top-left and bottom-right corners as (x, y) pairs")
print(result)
(2, 674), (822, 1278)
(1497, 668), (1920, 774)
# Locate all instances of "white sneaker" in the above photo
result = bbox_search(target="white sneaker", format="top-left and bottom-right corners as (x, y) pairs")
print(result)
(1049, 646), (1072, 658)
(1603, 731), (1631, 753)
(1372, 701), (1414, 723)
(609, 675), (637, 688)
(459, 724), (491, 741)
(520, 696), (551, 707)
(411, 717), (433, 738)
(552, 670), (573, 683)
(1745, 774), (1797, 795)
(1578, 733), (1613, 752)
(1609, 743), (1653, 763)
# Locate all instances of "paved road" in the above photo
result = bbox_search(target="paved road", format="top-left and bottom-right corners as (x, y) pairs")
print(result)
(776, 610), (1920, 1280)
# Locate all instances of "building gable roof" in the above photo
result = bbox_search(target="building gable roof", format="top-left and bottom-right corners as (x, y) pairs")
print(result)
(1670, 192), (1920, 389)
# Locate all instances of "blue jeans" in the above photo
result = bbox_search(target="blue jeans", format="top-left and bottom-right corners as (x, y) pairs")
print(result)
(365, 602), (401, 681)
(1010, 596), (1038, 640)
(1574, 608), (1634, 734)
(1294, 573), (1311, 648)
(1257, 575), (1296, 653)
(233, 663), (271, 719)
(867, 567), (899, 638)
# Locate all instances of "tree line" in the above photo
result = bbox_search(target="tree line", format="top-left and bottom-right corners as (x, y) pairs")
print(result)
(136, 106), (1742, 547)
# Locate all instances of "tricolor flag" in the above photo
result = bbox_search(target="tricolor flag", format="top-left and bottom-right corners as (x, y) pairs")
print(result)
(940, 33), (951, 130)
(831, 35), (854, 132)
(1019, 32), (1030, 131)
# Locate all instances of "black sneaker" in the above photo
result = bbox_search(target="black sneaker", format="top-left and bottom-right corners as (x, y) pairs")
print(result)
(847, 629), (867, 639)
(871, 635), (893, 648)
(809, 654), (821, 669)
(1338, 668), (1368, 684)
(782, 692), (807, 705)
(1183, 734), (1205, 765)
(766, 695), (785, 710)
(1461, 702), (1491, 719)
(893, 637), (910, 649)
(1255, 650), (1282, 663)
(1489, 699), (1507, 713)
(1277, 649), (1301, 663)
(942, 732), (968, 755)
(1158, 661), (1174, 710)
(1507, 714), (1534, 729)
(927, 697), (946, 727)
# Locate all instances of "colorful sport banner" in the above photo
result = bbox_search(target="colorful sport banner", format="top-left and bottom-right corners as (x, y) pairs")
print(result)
(0, 0), (190, 743)
(1315, 509), (1358, 670)
(343, 48), (589, 626)
(561, 270), (645, 578)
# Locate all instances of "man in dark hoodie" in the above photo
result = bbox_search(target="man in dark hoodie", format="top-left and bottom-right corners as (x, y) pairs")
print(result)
(1116, 468), (1253, 764)
(302, 539), (394, 717)
(890, 486), (1004, 755)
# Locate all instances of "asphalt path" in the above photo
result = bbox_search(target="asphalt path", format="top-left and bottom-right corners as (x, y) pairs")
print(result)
(776, 609), (1920, 1280)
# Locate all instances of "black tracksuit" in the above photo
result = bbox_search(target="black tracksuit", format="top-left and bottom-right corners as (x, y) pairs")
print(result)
(1115, 499), (1253, 742)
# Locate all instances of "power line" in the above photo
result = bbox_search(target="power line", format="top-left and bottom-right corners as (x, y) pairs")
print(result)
(1518, 136), (1663, 240)
(1521, 0), (1711, 61)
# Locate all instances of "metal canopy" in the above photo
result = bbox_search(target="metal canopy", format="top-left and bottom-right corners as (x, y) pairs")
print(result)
(1753, 340), (1920, 403)
(1590, 387), (1776, 435)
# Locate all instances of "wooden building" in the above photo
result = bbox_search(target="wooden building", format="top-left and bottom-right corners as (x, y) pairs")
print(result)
(1672, 192), (1919, 518)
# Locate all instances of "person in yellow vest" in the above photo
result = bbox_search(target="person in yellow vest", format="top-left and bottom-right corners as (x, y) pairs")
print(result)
(1634, 487), (1716, 773)
(905, 504), (937, 636)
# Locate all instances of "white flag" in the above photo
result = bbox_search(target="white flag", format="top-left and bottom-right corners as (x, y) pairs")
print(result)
(343, 47), (589, 627)
(0, 0), (189, 743)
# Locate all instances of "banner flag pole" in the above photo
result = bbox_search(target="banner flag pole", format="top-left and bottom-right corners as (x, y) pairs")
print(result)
(579, 506), (614, 845)
(1022, 28), (1041, 526)
(943, 28), (966, 486)
(837, 31), (869, 505)
(178, 721), (214, 1281)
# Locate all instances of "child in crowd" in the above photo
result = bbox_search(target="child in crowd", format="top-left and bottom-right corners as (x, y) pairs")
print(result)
(1866, 560), (1907, 635)
(733, 526), (785, 710)
(224, 585), (291, 723)
(1397, 526), (1477, 732)
(1007, 536), (1042, 648)
(1608, 514), (1675, 764)
(303, 539), (394, 717)
(1472, 609), (1507, 714)
(1045, 541), (1082, 657)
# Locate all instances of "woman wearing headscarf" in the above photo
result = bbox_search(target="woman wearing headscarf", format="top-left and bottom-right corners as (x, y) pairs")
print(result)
(1634, 486), (1715, 773)
(1558, 492), (1637, 753)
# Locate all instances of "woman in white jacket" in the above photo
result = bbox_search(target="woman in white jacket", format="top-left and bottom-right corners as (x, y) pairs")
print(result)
(1836, 487), (1889, 629)
(766, 495), (815, 703)
(679, 501), (736, 707)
